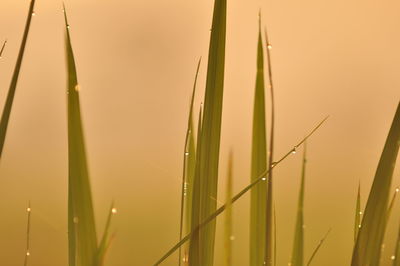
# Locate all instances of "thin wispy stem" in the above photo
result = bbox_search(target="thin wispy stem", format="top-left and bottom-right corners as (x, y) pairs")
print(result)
(24, 202), (32, 266)
(306, 229), (331, 266)
(0, 40), (7, 58)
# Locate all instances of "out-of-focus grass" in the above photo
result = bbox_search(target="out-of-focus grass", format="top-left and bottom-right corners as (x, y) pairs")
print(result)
(224, 151), (233, 266)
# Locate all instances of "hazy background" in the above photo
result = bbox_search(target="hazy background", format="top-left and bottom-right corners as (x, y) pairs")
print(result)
(0, 0), (399, 265)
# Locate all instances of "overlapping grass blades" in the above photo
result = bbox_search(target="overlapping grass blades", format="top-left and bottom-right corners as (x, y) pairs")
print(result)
(0, 0), (35, 159)
(290, 144), (307, 266)
(178, 59), (201, 265)
(94, 203), (116, 266)
(154, 117), (327, 265)
(188, 0), (226, 265)
(64, 8), (98, 266)
(306, 229), (331, 266)
(224, 151), (233, 266)
(250, 15), (267, 266)
(351, 102), (400, 266)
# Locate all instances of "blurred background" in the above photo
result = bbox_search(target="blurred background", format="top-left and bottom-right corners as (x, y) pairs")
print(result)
(0, 0), (400, 265)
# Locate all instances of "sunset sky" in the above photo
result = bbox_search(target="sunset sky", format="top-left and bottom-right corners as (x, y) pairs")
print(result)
(0, 0), (399, 265)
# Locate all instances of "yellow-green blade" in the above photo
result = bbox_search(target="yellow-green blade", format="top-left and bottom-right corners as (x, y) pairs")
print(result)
(178, 58), (201, 265)
(64, 7), (98, 266)
(188, 0), (226, 265)
(224, 151), (233, 266)
(352, 102), (400, 266)
(354, 183), (361, 243)
(250, 15), (267, 266)
(95, 203), (116, 266)
(392, 215), (400, 266)
(290, 144), (307, 266)
(154, 118), (327, 265)
(0, 1), (35, 158)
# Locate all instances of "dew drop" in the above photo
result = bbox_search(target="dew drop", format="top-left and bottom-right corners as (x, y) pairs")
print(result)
(185, 152), (189, 156)
(32, 12), (36, 16)
(73, 217), (79, 224)
(26, 207), (31, 212)
(261, 177), (266, 181)
(391, 255), (396, 260)
(267, 44), (272, 50)
(111, 208), (117, 214)
(229, 235), (235, 241)
(396, 188), (399, 193)
(26, 251), (30, 256)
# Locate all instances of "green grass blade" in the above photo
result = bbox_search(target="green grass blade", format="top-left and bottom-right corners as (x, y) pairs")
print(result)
(188, 0), (227, 264)
(63, 6), (98, 266)
(306, 229), (331, 266)
(154, 118), (328, 265)
(290, 144), (307, 266)
(224, 151), (233, 266)
(250, 15), (267, 266)
(264, 23), (276, 266)
(0, 40), (7, 58)
(95, 203), (116, 266)
(354, 183), (361, 243)
(178, 58), (201, 265)
(24, 202), (32, 266)
(392, 214), (400, 266)
(0, 0), (35, 159)
(352, 102), (400, 266)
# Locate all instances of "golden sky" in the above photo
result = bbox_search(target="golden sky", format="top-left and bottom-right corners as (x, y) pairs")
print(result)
(0, 0), (400, 265)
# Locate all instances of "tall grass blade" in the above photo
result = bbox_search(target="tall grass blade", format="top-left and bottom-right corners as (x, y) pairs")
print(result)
(0, 40), (7, 58)
(154, 117), (328, 265)
(24, 202), (32, 266)
(178, 58), (201, 265)
(290, 144), (307, 266)
(63, 6), (98, 266)
(354, 183), (361, 243)
(264, 23), (276, 266)
(392, 215), (400, 266)
(188, 0), (227, 264)
(0, 0), (35, 159)
(351, 102), (400, 266)
(224, 151), (233, 266)
(306, 229), (331, 266)
(250, 14), (267, 266)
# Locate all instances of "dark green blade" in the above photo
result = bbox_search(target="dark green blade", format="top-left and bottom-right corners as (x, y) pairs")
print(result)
(0, 0), (35, 159)
(354, 183), (361, 243)
(250, 14), (267, 266)
(188, 0), (227, 265)
(224, 151), (233, 266)
(306, 229), (331, 266)
(0, 40), (7, 58)
(290, 144), (307, 266)
(64, 6), (98, 266)
(352, 102), (400, 266)
(154, 117), (328, 265)
(178, 58), (201, 265)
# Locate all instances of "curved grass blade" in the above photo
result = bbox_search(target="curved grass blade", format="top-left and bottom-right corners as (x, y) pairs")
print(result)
(154, 117), (328, 265)
(63, 6), (98, 266)
(24, 202), (32, 266)
(306, 229), (331, 266)
(352, 102), (400, 266)
(0, 0), (35, 159)
(0, 40), (7, 59)
(290, 144), (307, 266)
(224, 151), (233, 266)
(264, 22), (276, 266)
(250, 14), (267, 266)
(354, 183), (361, 243)
(178, 58), (201, 265)
(188, 0), (227, 264)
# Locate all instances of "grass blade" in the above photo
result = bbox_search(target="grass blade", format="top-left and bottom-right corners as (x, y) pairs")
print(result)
(392, 214), (400, 266)
(290, 143), (307, 266)
(264, 23), (276, 266)
(154, 117), (328, 265)
(224, 151), (233, 266)
(0, 0), (35, 158)
(178, 58), (201, 265)
(351, 102), (400, 266)
(188, 0), (227, 264)
(354, 183), (361, 243)
(95, 203), (117, 266)
(250, 14), (267, 266)
(24, 202), (32, 266)
(63, 6), (98, 266)
(0, 40), (7, 58)
(306, 229), (331, 266)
